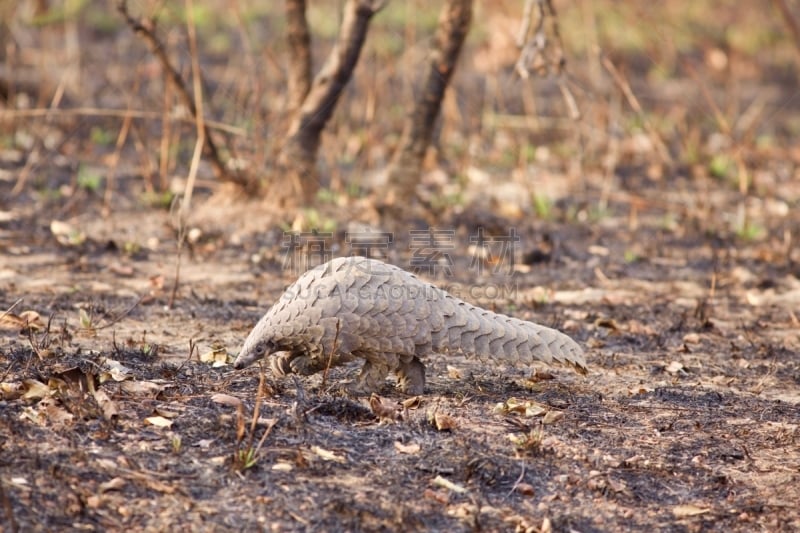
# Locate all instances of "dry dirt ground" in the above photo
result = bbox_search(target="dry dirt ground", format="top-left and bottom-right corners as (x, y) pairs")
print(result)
(1, 179), (799, 532)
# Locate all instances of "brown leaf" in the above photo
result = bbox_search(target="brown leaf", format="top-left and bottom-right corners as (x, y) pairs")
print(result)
(665, 361), (686, 374)
(120, 380), (167, 397)
(311, 445), (346, 463)
(93, 389), (119, 420)
(433, 412), (457, 431)
(673, 504), (711, 517)
(210, 393), (243, 408)
(422, 488), (449, 504)
(514, 482), (535, 496)
(401, 396), (422, 409)
(432, 475), (467, 493)
(144, 416), (173, 428)
(394, 441), (421, 454)
(369, 393), (402, 422)
(22, 379), (50, 400)
(0, 382), (24, 400)
(542, 410), (564, 425)
(99, 477), (126, 493)
(446, 365), (462, 379)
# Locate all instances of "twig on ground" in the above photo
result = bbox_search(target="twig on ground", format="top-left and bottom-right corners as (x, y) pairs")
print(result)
(93, 294), (146, 330)
(0, 479), (19, 533)
(321, 318), (342, 390)
(507, 461), (527, 498)
(0, 297), (23, 323)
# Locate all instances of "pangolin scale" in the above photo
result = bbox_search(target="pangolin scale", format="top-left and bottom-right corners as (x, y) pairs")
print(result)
(234, 256), (585, 394)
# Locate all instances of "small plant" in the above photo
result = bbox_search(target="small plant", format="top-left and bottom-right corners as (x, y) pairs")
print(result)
(708, 154), (734, 181)
(315, 188), (338, 204)
(78, 307), (95, 331)
(77, 165), (102, 193)
(171, 435), (182, 454)
(235, 448), (258, 471)
(624, 249), (640, 263)
(532, 194), (553, 220)
(140, 191), (175, 209)
(510, 425), (545, 455)
(736, 220), (765, 242)
(90, 126), (114, 146)
(231, 367), (277, 473)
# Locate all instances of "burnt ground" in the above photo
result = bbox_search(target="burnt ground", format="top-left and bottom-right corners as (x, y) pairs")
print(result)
(1, 183), (799, 532)
(2, 1), (800, 531)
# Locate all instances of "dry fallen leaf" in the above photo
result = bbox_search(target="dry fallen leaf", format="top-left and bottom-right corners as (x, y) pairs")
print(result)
(42, 397), (74, 426)
(394, 441), (421, 454)
(494, 397), (548, 418)
(402, 396), (422, 409)
(369, 394), (402, 422)
(446, 365), (462, 379)
(0, 310), (44, 331)
(120, 381), (166, 397)
(100, 358), (133, 382)
(673, 504), (711, 517)
(542, 410), (564, 425)
(211, 393), (243, 408)
(144, 416), (173, 428)
(432, 412), (457, 431)
(0, 382), (23, 400)
(422, 488), (449, 504)
(311, 446), (346, 463)
(682, 333), (701, 344)
(99, 477), (126, 493)
(93, 389), (119, 420)
(22, 379), (51, 400)
(514, 482), (535, 496)
(200, 346), (229, 367)
(50, 219), (86, 246)
(432, 475), (467, 494)
(665, 361), (686, 374)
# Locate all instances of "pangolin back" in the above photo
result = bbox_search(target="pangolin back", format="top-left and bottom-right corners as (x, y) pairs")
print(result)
(234, 256), (586, 375)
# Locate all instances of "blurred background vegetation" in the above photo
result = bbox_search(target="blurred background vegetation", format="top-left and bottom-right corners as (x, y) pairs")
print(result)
(1, 0), (798, 242)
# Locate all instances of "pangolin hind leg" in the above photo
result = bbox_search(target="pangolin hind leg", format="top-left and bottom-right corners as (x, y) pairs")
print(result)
(395, 355), (425, 395)
(347, 352), (399, 394)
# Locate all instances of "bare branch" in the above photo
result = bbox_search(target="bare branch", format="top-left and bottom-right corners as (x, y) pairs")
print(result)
(515, 0), (564, 79)
(277, 0), (386, 204)
(772, 0), (800, 65)
(386, 0), (473, 204)
(116, 1), (254, 192)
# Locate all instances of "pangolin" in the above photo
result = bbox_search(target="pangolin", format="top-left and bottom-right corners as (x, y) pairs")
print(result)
(234, 256), (585, 394)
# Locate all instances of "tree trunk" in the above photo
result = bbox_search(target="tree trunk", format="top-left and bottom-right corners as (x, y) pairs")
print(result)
(275, 0), (384, 205)
(284, 0), (311, 114)
(386, 0), (472, 203)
